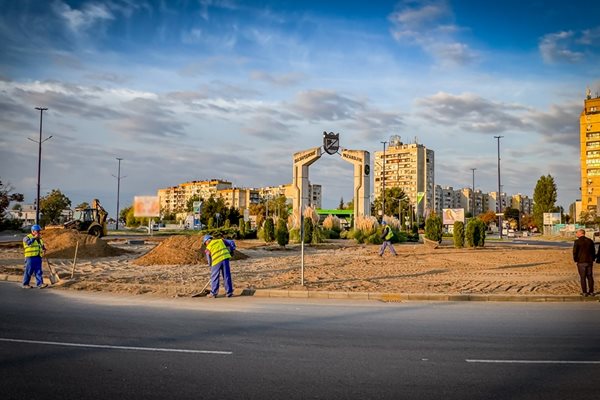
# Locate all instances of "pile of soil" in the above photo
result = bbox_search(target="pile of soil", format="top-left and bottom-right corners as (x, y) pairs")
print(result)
(42, 229), (127, 259)
(134, 235), (248, 266)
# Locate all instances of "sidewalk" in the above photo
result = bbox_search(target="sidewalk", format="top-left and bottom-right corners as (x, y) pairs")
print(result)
(2, 273), (598, 302)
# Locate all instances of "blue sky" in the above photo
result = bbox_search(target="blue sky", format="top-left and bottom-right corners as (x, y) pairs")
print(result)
(1, 0), (599, 218)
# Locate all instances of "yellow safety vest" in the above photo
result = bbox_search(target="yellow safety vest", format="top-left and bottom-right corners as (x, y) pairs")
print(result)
(384, 226), (394, 241)
(23, 234), (44, 258)
(206, 239), (231, 267)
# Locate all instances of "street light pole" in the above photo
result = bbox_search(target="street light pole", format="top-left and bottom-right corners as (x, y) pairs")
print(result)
(470, 168), (476, 217)
(31, 107), (51, 225)
(494, 136), (504, 239)
(112, 158), (126, 230)
(380, 141), (387, 219)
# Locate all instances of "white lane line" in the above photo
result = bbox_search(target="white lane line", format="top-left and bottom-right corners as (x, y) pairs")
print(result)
(466, 359), (600, 364)
(0, 338), (232, 355)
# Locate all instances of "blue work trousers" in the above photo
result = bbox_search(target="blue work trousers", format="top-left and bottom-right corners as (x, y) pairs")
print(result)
(23, 256), (44, 287)
(379, 241), (397, 256)
(210, 259), (233, 296)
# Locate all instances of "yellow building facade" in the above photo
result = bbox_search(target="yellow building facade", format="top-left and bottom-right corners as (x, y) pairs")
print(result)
(580, 90), (600, 215)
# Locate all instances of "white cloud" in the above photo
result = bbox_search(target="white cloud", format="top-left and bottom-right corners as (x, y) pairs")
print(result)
(388, 0), (477, 66)
(539, 31), (584, 64)
(52, 1), (114, 32)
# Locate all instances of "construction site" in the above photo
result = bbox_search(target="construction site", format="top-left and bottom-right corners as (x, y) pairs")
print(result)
(0, 229), (587, 299)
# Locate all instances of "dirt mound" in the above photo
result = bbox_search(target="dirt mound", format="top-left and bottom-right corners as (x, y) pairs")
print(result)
(42, 229), (127, 259)
(134, 235), (248, 266)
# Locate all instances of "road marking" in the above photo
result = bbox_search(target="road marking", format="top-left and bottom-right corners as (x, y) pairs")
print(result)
(0, 338), (232, 355)
(466, 359), (600, 364)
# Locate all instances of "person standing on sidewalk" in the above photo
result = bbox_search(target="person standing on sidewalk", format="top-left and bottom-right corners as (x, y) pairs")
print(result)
(22, 224), (48, 289)
(379, 221), (397, 257)
(573, 228), (594, 296)
(203, 235), (235, 298)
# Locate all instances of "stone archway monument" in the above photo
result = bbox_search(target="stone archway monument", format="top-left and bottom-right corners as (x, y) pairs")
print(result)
(292, 132), (370, 227)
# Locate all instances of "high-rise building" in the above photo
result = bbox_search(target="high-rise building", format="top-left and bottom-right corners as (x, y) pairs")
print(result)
(580, 88), (600, 215)
(374, 136), (434, 218)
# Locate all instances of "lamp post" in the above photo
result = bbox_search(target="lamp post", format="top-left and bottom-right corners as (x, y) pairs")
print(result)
(494, 136), (504, 239)
(470, 168), (476, 217)
(380, 140), (387, 219)
(30, 107), (51, 225)
(112, 158), (126, 230)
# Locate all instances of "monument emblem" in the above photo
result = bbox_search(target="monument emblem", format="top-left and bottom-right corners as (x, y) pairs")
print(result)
(323, 131), (340, 155)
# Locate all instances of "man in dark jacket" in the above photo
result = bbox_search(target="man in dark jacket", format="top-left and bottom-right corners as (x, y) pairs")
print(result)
(573, 229), (595, 296)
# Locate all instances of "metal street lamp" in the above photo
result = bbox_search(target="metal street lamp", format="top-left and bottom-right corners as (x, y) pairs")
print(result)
(470, 168), (476, 217)
(112, 158), (126, 230)
(29, 107), (52, 225)
(380, 140), (387, 218)
(494, 136), (504, 239)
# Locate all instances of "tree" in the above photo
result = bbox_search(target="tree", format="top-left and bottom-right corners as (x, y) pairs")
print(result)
(533, 174), (558, 228)
(424, 215), (443, 243)
(186, 195), (202, 212)
(373, 187), (408, 217)
(39, 189), (71, 225)
(479, 210), (497, 226)
(76, 202), (90, 210)
(303, 218), (314, 243)
(249, 203), (266, 228)
(338, 197), (345, 210)
(263, 217), (275, 243)
(276, 218), (289, 247)
(0, 180), (24, 221)
(453, 221), (465, 248)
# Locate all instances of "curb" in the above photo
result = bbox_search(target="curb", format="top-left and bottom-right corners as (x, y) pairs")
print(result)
(1, 273), (598, 302)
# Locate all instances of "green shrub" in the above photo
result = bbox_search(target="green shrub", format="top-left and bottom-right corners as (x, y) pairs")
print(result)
(465, 218), (486, 247)
(303, 218), (314, 243)
(263, 217), (275, 243)
(339, 229), (352, 239)
(453, 221), (465, 248)
(322, 229), (340, 239)
(276, 218), (289, 247)
(238, 218), (246, 236)
(289, 228), (300, 242)
(425, 215), (443, 243)
(312, 225), (325, 244)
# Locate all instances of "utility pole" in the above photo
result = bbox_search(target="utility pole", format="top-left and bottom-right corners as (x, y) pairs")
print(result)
(471, 168), (476, 217)
(380, 140), (387, 219)
(112, 158), (126, 230)
(30, 107), (51, 225)
(494, 136), (504, 239)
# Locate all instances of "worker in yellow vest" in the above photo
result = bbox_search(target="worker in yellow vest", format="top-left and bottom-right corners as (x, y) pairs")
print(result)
(379, 221), (397, 257)
(203, 235), (235, 298)
(22, 224), (48, 288)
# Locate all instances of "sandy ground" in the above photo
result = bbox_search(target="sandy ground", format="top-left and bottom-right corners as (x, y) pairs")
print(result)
(0, 236), (584, 297)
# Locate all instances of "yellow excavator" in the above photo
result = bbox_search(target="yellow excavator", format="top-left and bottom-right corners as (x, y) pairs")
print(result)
(62, 199), (108, 237)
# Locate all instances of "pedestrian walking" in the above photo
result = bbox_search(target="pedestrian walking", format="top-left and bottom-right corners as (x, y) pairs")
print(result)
(22, 224), (48, 289)
(203, 235), (235, 298)
(379, 221), (397, 257)
(573, 228), (595, 296)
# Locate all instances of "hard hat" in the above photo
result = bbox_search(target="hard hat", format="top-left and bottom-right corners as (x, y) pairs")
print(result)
(381, 221), (387, 225)
(31, 224), (41, 232)
(202, 235), (212, 244)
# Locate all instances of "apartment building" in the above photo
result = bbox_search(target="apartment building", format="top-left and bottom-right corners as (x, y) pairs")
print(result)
(580, 88), (600, 214)
(374, 136), (434, 217)
(158, 179), (232, 214)
(158, 179), (322, 215)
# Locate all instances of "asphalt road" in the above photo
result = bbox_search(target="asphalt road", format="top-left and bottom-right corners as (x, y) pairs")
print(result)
(1, 282), (599, 400)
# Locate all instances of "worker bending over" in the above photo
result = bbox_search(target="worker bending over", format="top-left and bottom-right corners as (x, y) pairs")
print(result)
(203, 235), (235, 298)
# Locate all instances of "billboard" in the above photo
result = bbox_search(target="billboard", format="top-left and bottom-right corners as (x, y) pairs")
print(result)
(134, 196), (160, 217)
(543, 212), (561, 225)
(442, 208), (465, 225)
